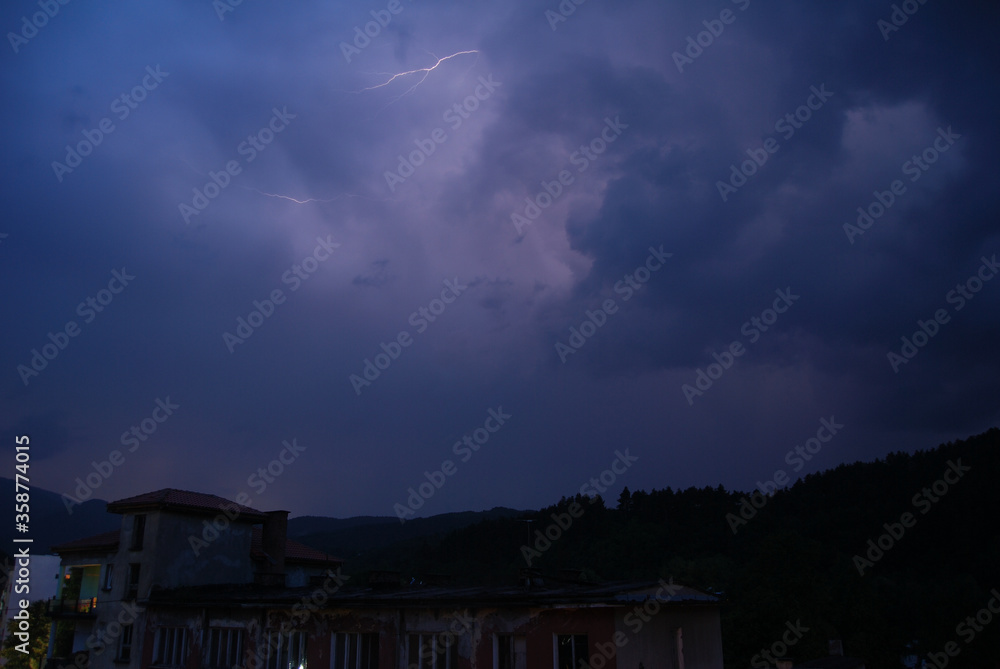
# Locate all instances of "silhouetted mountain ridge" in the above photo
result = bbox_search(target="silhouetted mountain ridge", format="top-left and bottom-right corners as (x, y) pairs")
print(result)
(287, 507), (527, 558)
(0, 479), (117, 552)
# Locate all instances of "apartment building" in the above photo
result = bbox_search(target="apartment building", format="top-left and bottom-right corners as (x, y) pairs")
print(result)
(47, 489), (724, 669)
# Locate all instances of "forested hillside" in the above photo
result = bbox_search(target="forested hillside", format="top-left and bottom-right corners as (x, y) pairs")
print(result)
(333, 428), (999, 669)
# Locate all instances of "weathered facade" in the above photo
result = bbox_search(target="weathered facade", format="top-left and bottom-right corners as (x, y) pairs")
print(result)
(48, 489), (724, 669)
(47, 490), (338, 669)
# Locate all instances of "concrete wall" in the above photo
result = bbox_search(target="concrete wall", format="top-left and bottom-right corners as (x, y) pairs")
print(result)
(529, 607), (620, 669)
(55, 505), (251, 669)
(614, 605), (724, 669)
(117, 510), (255, 594)
(88, 597), (147, 669)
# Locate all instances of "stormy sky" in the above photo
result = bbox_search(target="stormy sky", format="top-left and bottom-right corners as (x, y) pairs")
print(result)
(2, 0), (998, 520)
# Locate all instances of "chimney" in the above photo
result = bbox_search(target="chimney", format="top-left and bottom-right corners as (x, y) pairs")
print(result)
(259, 510), (288, 586)
(828, 639), (843, 657)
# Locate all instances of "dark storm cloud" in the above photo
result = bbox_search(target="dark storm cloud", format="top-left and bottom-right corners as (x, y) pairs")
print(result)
(1, 0), (997, 518)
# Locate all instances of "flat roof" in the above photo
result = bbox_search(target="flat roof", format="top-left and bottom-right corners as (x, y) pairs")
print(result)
(148, 579), (720, 609)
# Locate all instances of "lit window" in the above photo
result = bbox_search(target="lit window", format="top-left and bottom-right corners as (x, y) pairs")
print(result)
(103, 564), (114, 591)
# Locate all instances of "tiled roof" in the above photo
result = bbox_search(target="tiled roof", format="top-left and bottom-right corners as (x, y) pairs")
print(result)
(106, 488), (267, 521)
(250, 527), (342, 564)
(51, 530), (120, 554)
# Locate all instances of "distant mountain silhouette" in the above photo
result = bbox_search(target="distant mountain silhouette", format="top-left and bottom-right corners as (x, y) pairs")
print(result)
(287, 508), (527, 559)
(0, 478), (525, 562)
(0, 479), (117, 552)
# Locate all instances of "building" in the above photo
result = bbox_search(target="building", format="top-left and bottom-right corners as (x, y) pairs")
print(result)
(46, 490), (338, 669)
(47, 488), (725, 669)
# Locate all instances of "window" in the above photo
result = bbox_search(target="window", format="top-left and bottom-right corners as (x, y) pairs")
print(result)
(494, 635), (525, 669)
(207, 628), (244, 669)
(117, 624), (134, 662)
(265, 631), (307, 669)
(555, 635), (588, 669)
(103, 564), (114, 591)
(153, 628), (188, 667)
(126, 563), (140, 600)
(407, 634), (458, 669)
(331, 633), (378, 669)
(130, 515), (146, 550)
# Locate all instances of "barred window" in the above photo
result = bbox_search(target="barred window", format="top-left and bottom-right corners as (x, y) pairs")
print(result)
(153, 627), (188, 667)
(494, 635), (525, 669)
(331, 633), (378, 669)
(207, 628), (244, 669)
(407, 634), (458, 669)
(266, 631), (307, 669)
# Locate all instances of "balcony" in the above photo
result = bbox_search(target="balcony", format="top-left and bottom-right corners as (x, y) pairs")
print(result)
(48, 597), (98, 617)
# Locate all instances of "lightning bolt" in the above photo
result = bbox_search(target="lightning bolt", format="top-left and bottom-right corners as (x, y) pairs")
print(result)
(358, 50), (479, 91)
(246, 187), (395, 205)
(179, 152), (396, 208)
(247, 188), (351, 204)
(354, 50), (479, 107)
(179, 162), (374, 205)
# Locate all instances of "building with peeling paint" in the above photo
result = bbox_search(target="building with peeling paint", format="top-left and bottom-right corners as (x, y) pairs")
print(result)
(46, 489), (724, 669)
